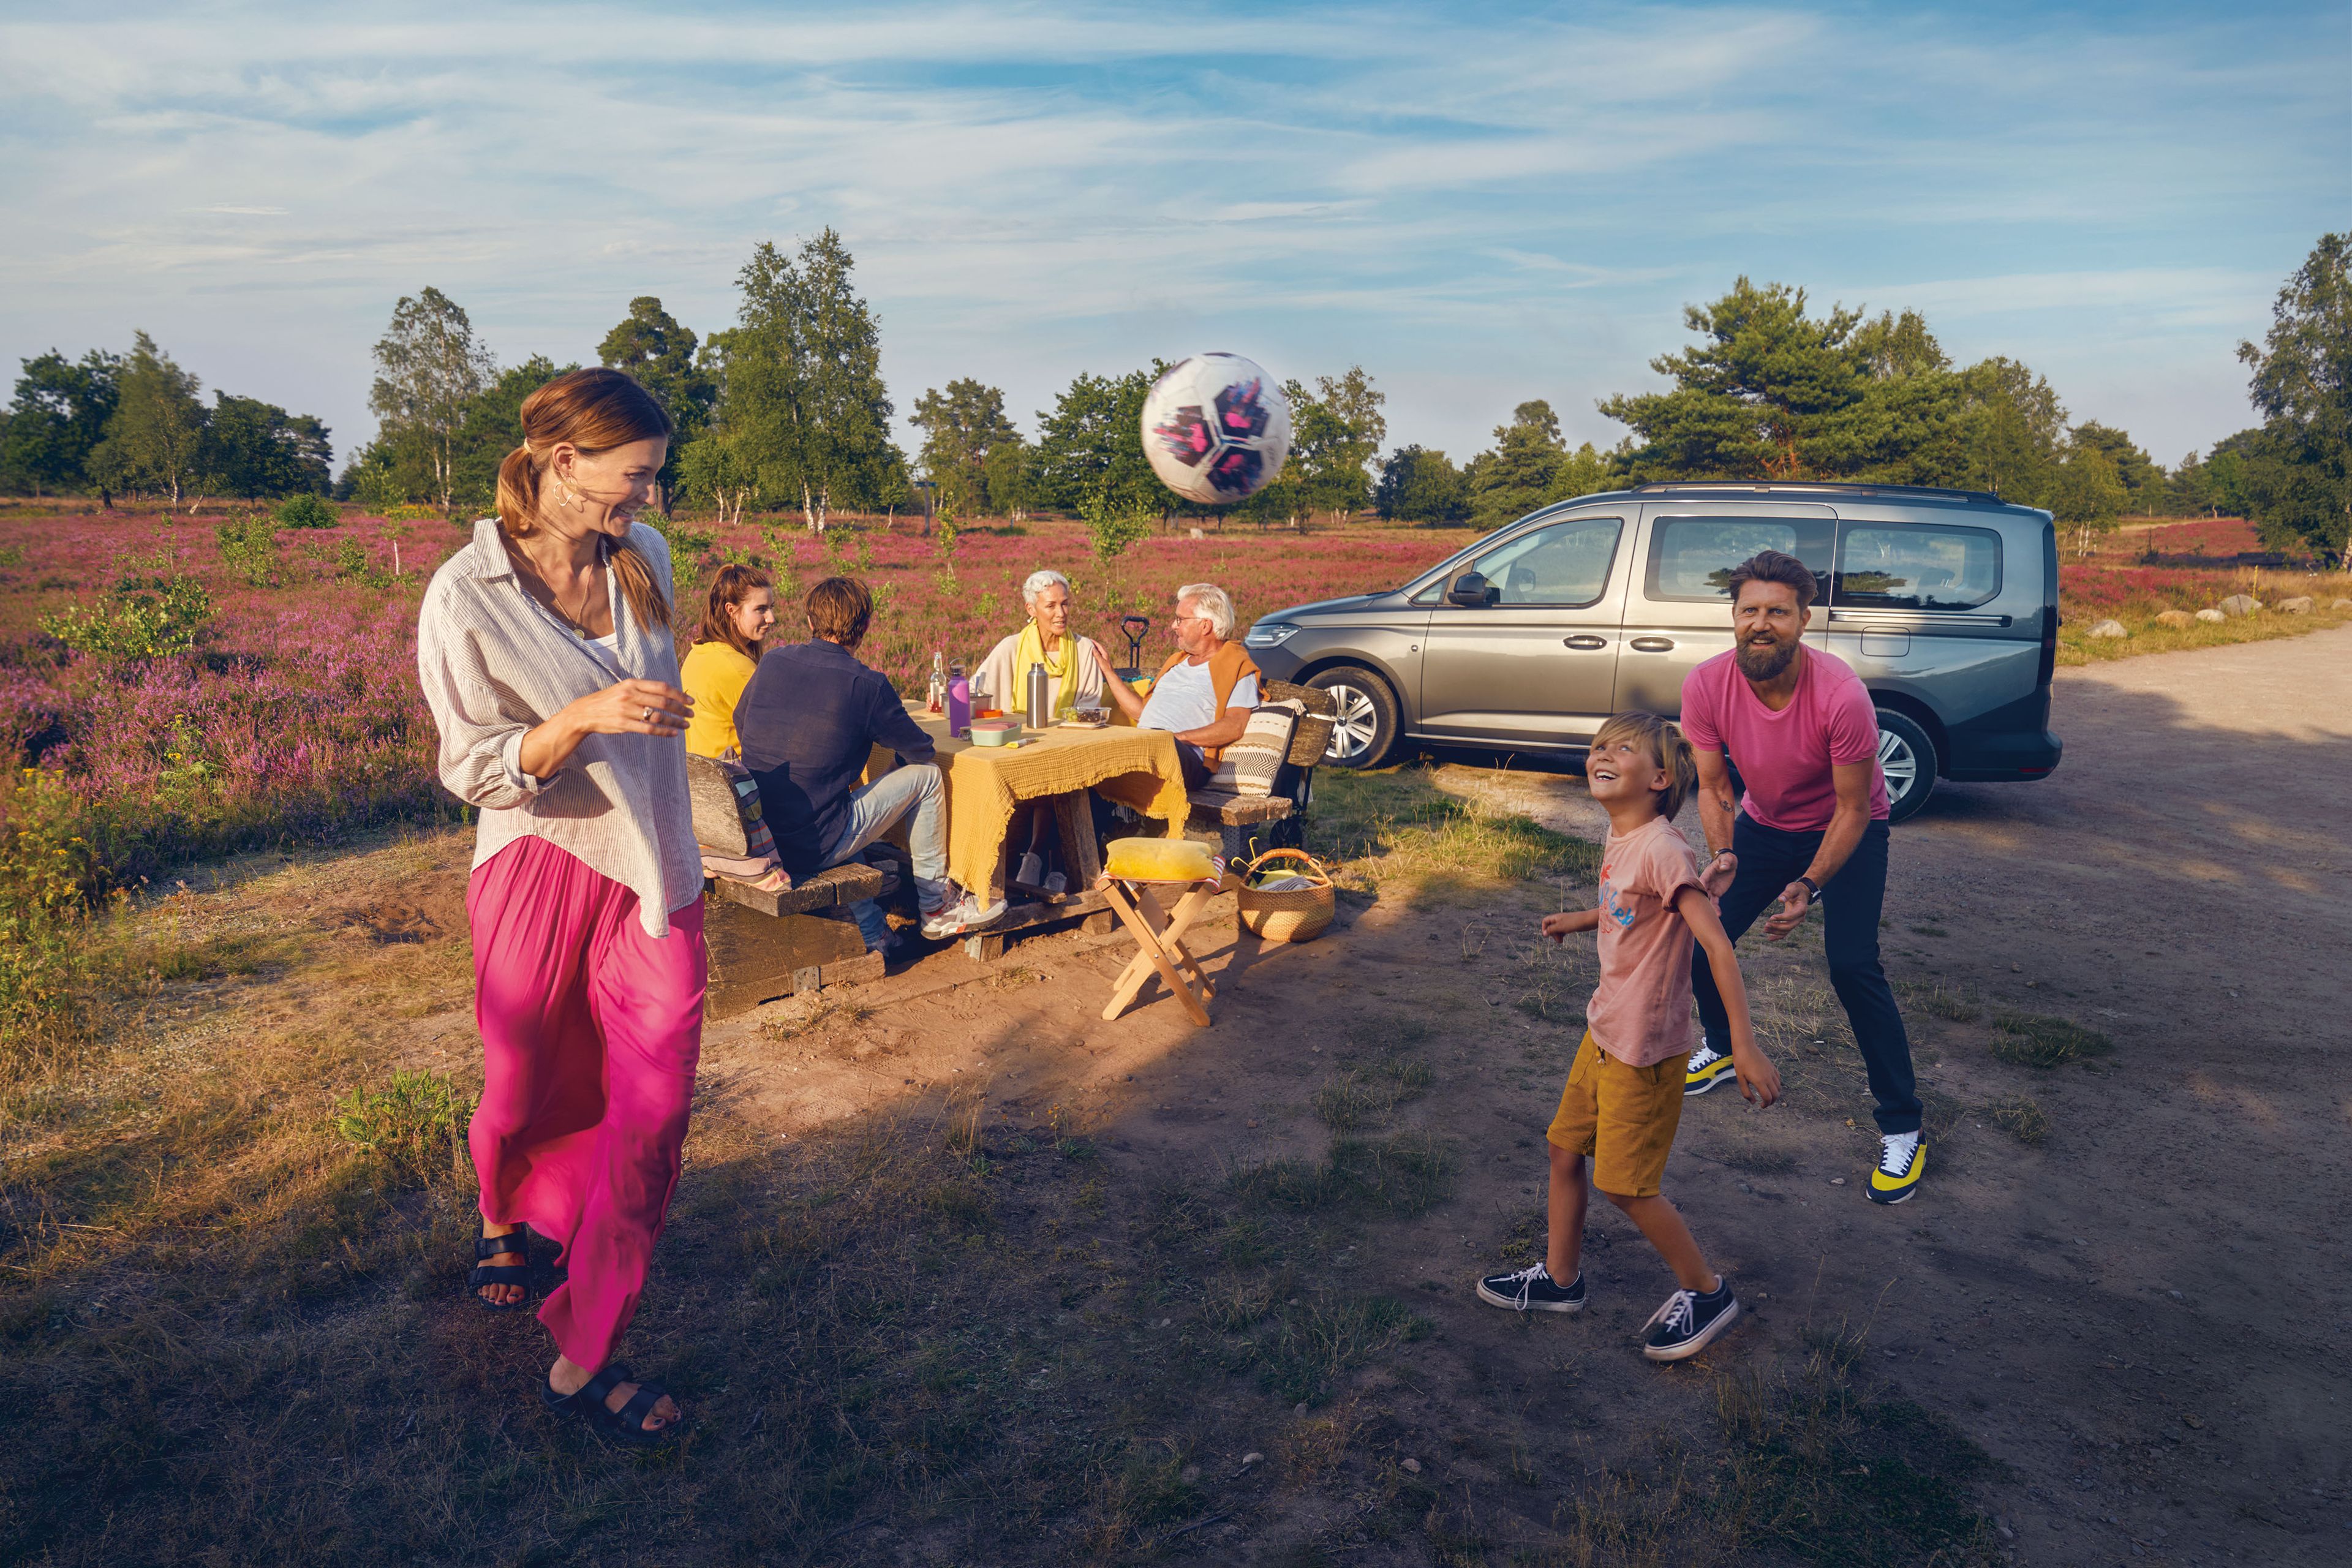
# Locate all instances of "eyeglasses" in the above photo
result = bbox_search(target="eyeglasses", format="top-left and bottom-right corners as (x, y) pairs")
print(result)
(1169, 613), (1208, 625)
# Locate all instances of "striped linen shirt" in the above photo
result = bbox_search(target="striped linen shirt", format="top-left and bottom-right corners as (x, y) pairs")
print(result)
(416, 518), (703, 937)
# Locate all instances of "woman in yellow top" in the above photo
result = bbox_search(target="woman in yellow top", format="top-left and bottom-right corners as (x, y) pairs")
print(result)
(680, 563), (775, 758)
(681, 564), (787, 892)
(974, 570), (1109, 722)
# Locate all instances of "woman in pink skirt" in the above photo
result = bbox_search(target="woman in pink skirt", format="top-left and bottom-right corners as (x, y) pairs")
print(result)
(416, 367), (704, 1445)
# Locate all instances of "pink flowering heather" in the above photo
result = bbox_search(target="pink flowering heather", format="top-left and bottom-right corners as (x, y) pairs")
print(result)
(0, 504), (1471, 891)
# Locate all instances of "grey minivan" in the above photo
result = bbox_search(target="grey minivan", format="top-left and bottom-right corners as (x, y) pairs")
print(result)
(1244, 482), (2062, 821)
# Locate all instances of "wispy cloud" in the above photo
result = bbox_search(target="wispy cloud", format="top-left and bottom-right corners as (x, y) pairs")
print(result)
(0, 1), (2342, 463)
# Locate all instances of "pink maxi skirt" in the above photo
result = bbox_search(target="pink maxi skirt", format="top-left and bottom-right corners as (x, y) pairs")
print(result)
(466, 835), (706, 1370)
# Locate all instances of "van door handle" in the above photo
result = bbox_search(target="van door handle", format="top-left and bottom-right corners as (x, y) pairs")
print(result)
(1629, 636), (1675, 652)
(1562, 635), (1608, 650)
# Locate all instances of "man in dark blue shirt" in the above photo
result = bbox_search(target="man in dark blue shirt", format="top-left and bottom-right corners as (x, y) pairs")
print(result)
(736, 576), (1004, 943)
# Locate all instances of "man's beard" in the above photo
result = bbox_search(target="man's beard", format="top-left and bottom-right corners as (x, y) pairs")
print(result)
(1735, 635), (1800, 682)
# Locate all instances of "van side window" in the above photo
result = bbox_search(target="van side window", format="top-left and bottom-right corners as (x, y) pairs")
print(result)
(1644, 517), (1834, 602)
(1468, 516), (1623, 607)
(1834, 524), (2002, 610)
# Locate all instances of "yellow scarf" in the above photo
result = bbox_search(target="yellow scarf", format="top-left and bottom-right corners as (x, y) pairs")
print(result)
(1014, 621), (1079, 718)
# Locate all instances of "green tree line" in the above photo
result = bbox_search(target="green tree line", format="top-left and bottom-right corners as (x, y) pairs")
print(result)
(0, 333), (331, 507)
(12, 230), (2343, 565)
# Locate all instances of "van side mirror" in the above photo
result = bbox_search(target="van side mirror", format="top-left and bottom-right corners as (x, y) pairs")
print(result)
(1447, 571), (1498, 608)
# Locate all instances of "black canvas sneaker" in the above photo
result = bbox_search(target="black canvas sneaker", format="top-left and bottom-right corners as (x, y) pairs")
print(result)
(1640, 1279), (1740, 1361)
(1476, 1261), (1586, 1313)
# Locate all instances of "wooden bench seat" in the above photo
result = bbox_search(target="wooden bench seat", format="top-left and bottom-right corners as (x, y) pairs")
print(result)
(1183, 679), (1336, 860)
(703, 861), (894, 1019)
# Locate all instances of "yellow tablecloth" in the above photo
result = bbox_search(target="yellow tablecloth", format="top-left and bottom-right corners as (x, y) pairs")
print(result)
(869, 704), (1191, 895)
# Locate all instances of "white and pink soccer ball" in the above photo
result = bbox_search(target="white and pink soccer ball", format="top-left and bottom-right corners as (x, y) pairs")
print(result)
(1141, 353), (1292, 505)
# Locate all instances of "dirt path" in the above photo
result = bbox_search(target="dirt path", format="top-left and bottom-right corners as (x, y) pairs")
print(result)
(707, 624), (2352, 1561)
(1422, 625), (2352, 1563)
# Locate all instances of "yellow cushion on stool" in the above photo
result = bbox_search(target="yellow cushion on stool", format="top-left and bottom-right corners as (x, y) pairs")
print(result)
(1102, 835), (1214, 883)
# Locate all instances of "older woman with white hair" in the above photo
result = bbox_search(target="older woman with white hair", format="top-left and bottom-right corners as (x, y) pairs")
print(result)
(975, 568), (1110, 722)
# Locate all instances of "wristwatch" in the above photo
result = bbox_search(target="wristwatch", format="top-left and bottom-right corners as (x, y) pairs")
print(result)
(1795, 875), (1820, 899)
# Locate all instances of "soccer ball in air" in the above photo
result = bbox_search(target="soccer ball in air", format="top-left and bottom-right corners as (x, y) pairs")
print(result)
(1141, 353), (1292, 504)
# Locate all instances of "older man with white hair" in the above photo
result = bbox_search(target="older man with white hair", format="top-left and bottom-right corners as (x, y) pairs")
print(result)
(1088, 581), (1261, 790)
(975, 568), (1111, 722)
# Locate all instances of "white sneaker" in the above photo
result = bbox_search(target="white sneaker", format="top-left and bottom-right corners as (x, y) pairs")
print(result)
(922, 892), (1009, 940)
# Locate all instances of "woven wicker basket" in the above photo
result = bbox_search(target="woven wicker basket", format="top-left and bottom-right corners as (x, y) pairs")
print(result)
(1236, 847), (1336, 944)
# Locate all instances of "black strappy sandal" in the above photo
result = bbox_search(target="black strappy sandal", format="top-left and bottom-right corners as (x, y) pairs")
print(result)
(541, 1361), (685, 1448)
(469, 1225), (535, 1311)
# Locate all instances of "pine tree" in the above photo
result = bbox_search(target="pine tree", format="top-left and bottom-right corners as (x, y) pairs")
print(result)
(598, 297), (715, 511)
(2237, 232), (2352, 568)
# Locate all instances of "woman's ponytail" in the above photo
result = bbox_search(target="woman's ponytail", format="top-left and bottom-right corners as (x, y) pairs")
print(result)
(603, 533), (672, 634)
(494, 443), (541, 537)
(494, 367), (677, 633)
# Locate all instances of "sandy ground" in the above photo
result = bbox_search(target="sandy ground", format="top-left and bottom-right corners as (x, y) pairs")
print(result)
(666, 625), (2352, 1564)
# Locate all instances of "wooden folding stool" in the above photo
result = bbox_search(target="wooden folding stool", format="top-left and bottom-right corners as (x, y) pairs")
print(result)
(1098, 874), (1233, 1027)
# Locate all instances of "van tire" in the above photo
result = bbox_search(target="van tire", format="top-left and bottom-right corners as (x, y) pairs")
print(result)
(1308, 666), (1399, 769)
(1875, 709), (1938, 823)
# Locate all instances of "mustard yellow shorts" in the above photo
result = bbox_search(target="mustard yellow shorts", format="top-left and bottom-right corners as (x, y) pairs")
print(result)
(1545, 1031), (1686, 1197)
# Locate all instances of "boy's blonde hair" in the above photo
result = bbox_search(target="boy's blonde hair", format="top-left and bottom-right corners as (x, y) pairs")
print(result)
(1591, 710), (1697, 821)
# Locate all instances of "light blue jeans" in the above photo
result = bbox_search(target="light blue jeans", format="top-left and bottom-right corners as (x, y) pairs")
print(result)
(820, 762), (951, 948)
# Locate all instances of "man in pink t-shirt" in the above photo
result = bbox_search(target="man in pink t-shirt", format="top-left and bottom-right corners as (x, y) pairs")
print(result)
(1678, 550), (1925, 1205)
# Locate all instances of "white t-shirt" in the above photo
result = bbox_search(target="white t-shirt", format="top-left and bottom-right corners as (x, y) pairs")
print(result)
(1139, 658), (1257, 736)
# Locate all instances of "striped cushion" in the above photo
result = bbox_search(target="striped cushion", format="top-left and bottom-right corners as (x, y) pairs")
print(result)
(1208, 700), (1301, 796)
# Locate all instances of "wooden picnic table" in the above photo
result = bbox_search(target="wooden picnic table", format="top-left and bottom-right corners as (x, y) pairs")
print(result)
(868, 702), (1193, 958)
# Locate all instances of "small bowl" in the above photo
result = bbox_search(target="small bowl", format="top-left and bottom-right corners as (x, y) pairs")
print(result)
(970, 718), (1022, 747)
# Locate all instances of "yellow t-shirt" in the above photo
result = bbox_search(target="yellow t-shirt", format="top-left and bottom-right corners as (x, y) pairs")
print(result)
(680, 640), (759, 759)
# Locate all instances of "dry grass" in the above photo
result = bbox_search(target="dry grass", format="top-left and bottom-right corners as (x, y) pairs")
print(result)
(1308, 763), (1599, 903)
(1988, 1096), (2051, 1146)
(0, 776), (2008, 1565)
(1990, 1011), (2115, 1069)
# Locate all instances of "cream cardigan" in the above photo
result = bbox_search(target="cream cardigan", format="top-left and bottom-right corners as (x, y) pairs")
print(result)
(415, 518), (703, 937)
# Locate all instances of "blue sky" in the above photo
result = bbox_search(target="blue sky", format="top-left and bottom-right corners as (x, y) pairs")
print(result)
(2, 1), (2345, 473)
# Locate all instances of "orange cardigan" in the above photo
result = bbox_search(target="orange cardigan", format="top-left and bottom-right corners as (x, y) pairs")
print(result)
(1153, 641), (1264, 763)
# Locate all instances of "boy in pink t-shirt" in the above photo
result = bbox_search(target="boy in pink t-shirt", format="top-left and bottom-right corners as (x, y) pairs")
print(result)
(1476, 712), (1780, 1362)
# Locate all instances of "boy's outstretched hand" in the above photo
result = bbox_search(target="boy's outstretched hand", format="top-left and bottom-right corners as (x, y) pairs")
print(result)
(1731, 1042), (1781, 1108)
(1540, 908), (1598, 943)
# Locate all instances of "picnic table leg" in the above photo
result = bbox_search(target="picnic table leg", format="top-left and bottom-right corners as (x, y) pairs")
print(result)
(1054, 788), (1117, 935)
(1101, 883), (1211, 1027)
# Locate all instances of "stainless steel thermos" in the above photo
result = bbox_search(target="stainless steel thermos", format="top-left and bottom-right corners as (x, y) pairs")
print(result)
(1026, 660), (1050, 728)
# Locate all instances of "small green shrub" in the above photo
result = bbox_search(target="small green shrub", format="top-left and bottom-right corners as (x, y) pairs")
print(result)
(0, 772), (110, 1071)
(214, 514), (282, 587)
(274, 494), (339, 529)
(1991, 1012), (2114, 1069)
(39, 556), (213, 659)
(331, 1070), (472, 1188)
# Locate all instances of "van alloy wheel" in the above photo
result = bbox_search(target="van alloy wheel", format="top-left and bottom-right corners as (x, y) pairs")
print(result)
(1307, 665), (1398, 769)
(1874, 709), (1939, 823)
(1324, 684), (1379, 762)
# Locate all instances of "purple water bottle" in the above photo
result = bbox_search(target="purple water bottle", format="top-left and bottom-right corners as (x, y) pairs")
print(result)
(947, 661), (971, 738)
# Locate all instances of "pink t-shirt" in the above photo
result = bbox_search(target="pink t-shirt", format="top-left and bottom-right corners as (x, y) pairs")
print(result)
(1679, 647), (1889, 831)
(1587, 815), (1708, 1067)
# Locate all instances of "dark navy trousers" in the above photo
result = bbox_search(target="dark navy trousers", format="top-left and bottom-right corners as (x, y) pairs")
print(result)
(1691, 816), (1921, 1136)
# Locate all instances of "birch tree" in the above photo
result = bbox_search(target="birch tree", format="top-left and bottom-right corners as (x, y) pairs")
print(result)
(369, 288), (496, 516)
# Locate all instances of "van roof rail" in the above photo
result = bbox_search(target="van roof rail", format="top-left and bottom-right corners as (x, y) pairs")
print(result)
(1627, 481), (2007, 505)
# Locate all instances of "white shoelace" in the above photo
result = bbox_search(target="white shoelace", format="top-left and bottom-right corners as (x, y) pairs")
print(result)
(1880, 1133), (1920, 1175)
(1689, 1043), (1724, 1068)
(1498, 1262), (1550, 1306)
(1656, 1291), (1696, 1336)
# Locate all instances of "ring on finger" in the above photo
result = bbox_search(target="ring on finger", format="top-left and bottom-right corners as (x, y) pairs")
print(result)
(641, 706), (653, 723)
